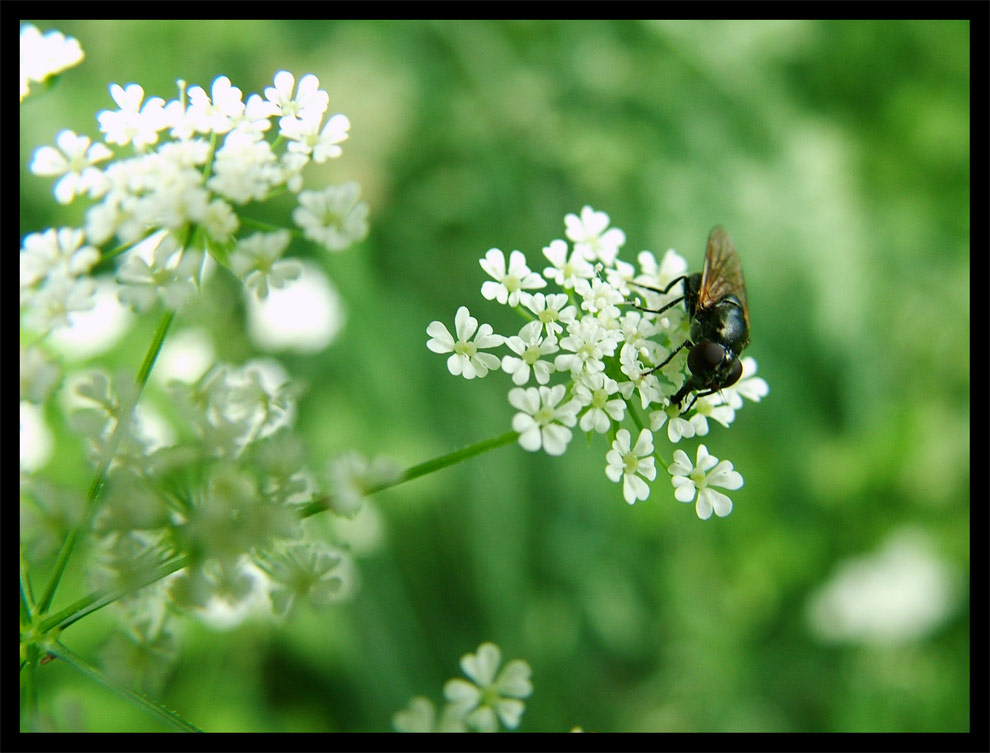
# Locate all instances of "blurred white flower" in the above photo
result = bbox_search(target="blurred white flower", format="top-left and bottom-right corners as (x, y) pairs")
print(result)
(806, 528), (961, 645)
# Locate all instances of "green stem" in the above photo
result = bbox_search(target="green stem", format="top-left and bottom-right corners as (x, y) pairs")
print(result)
(384, 430), (520, 489)
(37, 554), (190, 635)
(50, 641), (203, 732)
(36, 309), (175, 615)
(301, 431), (519, 518)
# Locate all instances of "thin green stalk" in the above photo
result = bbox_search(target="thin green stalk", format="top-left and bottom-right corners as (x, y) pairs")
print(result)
(37, 309), (175, 615)
(301, 431), (519, 518)
(383, 430), (520, 489)
(50, 641), (203, 732)
(38, 554), (190, 635)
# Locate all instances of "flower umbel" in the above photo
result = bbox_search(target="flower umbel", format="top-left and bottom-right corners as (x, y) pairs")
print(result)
(425, 207), (766, 515)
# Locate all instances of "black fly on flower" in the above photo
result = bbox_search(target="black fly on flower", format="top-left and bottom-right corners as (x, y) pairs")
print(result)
(631, 226), (750, 415)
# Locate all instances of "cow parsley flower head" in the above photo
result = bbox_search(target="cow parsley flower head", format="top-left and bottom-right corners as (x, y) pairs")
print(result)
(425, 208), (765, 514)
(25, 69), (367, 328)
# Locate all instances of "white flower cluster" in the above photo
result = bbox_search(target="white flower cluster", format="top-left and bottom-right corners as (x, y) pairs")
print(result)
(23, 70), (369, 333)
(427, 207), (769, 517)
(393, 642), (533, 733)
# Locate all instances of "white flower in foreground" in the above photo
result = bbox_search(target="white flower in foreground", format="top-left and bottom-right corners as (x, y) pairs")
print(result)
(97, 83), (167, 149)
(427, 306), (504, 379)
(184, 75), (245, 136)
(479, 248), (546, 307)
(501, 320), (558, 385)
(20, 228), (100, 289)
(30, 130), (114, 204)
(509, 384), (578, 455)
(264, 70), (330, 124)
(605, 428), (657, 504)
(444, 642), (533, 732)
(20, 24), (84, 102)
(668, 444), (743, 520)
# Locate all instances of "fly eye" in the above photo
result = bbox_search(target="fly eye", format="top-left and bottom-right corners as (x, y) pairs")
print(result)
(687, 341), (726, 376)
(723, 357), (743, 387)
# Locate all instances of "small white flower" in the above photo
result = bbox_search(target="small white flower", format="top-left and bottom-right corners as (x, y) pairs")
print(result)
(282, 110), (350, 163)
(618, 310), (661, 360)
(443, 642), (533, 732)
(199, 198), (240, 243)
(633, 248), (690, 311)
(554, 315), (618, 376)
(668, 444), (743, 520)
(208, 130), (282, 204)
(501, 320), (558, 385)
(20, 228), (100, 289)
(20, 24), (84, 102)
(116, 234), (202, 312)
(30, 130), (114, 205)
(426, 306), (504, 379)
(256, 541), (347, 615)
(21, 275), (96, 334)
(650, 404), (707, 443)
(522, 292), (577, 338)
(183, 75), (246, 135)
(574, 276), (624, 320)
(508, 384), (578, 456)
(689, 395), (736, 431)
(541, 238), (594, 289)
(573, 372), (625, 433)
(264, 71), (330, 125)
(605, 428), (657, 504)
(293, 182), (369, 252)
(564, 205), (626, 265)
(229, 230), (300, 300)
(480, 248), (546, 307)
(97, 83), (167, 149)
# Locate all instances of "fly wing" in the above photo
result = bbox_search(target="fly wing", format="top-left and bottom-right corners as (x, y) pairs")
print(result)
(698, 226), (749, 328)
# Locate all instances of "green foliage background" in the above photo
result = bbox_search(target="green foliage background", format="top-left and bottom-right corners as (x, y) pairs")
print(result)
(20, 20), (970, 732)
